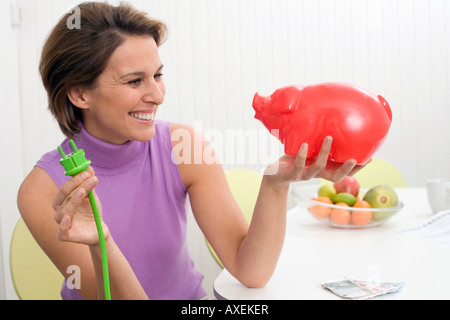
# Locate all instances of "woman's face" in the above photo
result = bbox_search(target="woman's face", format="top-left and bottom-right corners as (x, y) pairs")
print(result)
(81, 35), (165, 144)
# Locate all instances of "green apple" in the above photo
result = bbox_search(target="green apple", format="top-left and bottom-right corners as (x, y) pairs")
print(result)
(318, 185), (337, 198)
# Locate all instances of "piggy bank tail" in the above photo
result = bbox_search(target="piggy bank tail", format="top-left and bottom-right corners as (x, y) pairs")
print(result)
(378, 95), (392, 122)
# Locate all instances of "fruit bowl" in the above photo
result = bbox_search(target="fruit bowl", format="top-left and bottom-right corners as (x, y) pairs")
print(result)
(292, 185), (404, 228)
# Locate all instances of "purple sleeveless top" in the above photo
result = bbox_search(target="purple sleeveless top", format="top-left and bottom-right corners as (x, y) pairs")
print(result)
(36, 120), (205, 300)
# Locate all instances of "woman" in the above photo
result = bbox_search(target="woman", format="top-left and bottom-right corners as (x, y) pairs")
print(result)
(17, 2), (361, 300)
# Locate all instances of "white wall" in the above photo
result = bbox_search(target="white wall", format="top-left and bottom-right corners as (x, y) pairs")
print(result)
(1, 0), (24, 300)
(1, 0), (450, 299)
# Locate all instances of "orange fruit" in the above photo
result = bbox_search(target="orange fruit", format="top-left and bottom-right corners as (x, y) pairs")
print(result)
(351, 211), (372, 226)
(351, 200), (372, 226)
(310, 205), (331, 219)
(330, 202), (351, 225)
(353, 200), (371, 209)
(310, 197), (332, 219)
(313, 196), (333, 204)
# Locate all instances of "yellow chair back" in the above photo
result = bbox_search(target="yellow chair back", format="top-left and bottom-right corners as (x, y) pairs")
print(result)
(354, 158), (407, 188)
(10, 218), (63, 300)
(321, 158), (407, 188)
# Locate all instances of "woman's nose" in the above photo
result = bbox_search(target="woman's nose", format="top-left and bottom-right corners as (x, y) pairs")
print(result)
(142, 80), (165, 105)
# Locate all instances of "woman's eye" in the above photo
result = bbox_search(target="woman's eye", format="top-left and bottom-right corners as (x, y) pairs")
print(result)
(154, 73), (164, 80)
(128, 78), (142, 86)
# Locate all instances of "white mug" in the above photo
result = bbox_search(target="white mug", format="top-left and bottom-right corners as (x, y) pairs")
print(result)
(426, 178), (450, 213)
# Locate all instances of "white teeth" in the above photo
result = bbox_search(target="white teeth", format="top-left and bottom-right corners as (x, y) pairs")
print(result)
(130, 112), (155, 120)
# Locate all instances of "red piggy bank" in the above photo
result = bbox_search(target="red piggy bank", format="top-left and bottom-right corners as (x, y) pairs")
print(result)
(253, 83), (392, 165)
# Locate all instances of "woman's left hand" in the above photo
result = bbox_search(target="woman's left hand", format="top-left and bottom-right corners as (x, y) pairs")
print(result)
(265, 136), (366, 189)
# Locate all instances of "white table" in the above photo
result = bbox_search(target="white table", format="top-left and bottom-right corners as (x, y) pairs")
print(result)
(214, 188), (450, 300)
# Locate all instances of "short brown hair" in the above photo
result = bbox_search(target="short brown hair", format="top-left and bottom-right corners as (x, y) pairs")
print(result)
(39, 1), (167, 138)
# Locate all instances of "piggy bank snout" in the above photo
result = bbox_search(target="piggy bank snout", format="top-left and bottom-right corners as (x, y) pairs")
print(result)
(253, 88), (301, 115)
(252, 93), (272, 113)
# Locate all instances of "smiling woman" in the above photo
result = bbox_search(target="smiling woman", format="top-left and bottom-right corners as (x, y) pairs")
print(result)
(39, 2), (167, 139)
(17, 1), (360, 300)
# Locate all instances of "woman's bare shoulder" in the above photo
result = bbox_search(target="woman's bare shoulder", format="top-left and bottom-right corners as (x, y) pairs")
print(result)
(17, 166), (58, 219)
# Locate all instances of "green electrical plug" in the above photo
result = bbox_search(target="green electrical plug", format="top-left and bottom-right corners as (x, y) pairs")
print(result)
(58, 140), (111, 300)
(58, 140), (91, 177)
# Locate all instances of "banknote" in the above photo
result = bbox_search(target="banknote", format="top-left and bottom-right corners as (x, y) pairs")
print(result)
(322, 276), (404, 300)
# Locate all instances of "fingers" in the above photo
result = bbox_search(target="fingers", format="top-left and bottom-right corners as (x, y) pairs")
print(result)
(348, 158), (371, 176)
(347, 164), (365, 177)
(293, 143), (308, 171)
(52, 167), (97, 209)
(290, 137), (365, 182)
(53, 168), (98, 224)
(316, 136), (333, 163)
(52, 171), (85, 210)
(329, 158), (370, 181)
(329, 159), (358, 181)
(57, 215), (72, 241)
(54, 184), (86, 224)
(301, 136), (332, 180)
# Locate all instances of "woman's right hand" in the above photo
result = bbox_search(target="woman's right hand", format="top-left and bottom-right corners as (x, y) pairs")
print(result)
(52, 166), (108, 245)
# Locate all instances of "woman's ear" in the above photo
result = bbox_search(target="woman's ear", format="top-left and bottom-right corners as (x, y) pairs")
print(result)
(67, 87), (90, 110)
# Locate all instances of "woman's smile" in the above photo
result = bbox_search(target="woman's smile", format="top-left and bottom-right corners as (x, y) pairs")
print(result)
(128, 110), (156, 124)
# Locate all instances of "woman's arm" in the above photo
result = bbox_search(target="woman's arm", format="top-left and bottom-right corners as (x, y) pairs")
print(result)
(18, 166), (147, 299)
(233, 137), (360, 286)
(173, 124), (361, 287)
(88, 236), (146, 299)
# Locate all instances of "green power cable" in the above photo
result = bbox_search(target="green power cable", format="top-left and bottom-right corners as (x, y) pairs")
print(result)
(58, 140), (111, 300)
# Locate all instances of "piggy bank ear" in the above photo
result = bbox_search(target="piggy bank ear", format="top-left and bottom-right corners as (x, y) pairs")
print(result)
(272, 86), (304, 114)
